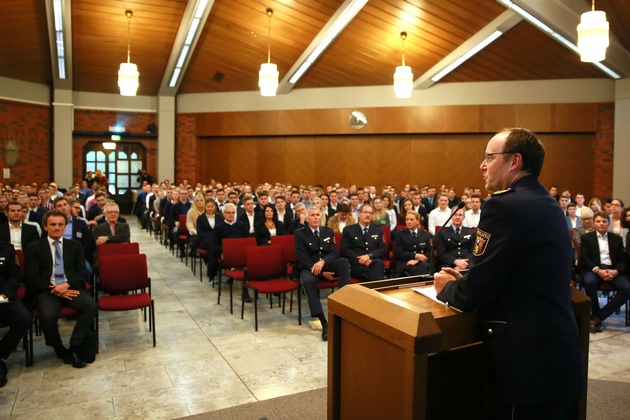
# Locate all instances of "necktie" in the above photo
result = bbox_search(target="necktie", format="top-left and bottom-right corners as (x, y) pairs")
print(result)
(363, 227), (369, 242)
(53, 240), (65, 284)
(455, 227), (461, 239)
(314, 229), (319, 238)
(412, 231), (417, 239)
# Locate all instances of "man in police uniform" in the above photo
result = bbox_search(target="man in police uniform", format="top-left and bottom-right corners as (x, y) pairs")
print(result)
(434, 207), (475, 271)
(435, 128), (584, 418)
(295, 207), (350, 341)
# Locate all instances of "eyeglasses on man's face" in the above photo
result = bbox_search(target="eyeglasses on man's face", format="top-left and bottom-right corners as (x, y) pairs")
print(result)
(484, 151), (515, 163)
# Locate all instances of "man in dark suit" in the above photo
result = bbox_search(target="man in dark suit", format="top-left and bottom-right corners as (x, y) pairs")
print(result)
(26, 193), (46, 225)
(25, 210), (97, 368)
(0, 240), (32, 387)
(421, 187), (437, 212)
(580, 211), (630, 332)
(53, 196), (94, 280)
(340, 203), (386, 281)
(238, 195), (262, 235)
(93, 202), (130, 248)
(0, 202), (41, 252)
(434, 207), (475, 271)
(274, 195), (293, 231)
(86, 192), (107, 222)
(435, 128), (584, 417)
(295, 206), (350, 341)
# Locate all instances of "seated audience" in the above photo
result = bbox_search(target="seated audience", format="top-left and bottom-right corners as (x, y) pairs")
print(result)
(0, 201), (40, 252)
(295, 207), (350, 341)
(435, 207), (474, 271)
(580, 211), (630, 333)
(394, 210), (432, 277)
(565, 202), (582, 230)
(254, 204), (286, 245)
(340, 204), (386, 281)
(327, 203), (356, 233)
(0, 240), (32, 387)
(289, 203), (308, 234)
(428, 193), (451, 235)
(463, 194), (482, 228)
(25, 210), (97, 368)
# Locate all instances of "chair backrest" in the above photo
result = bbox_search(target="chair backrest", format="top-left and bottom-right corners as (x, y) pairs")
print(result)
(15, 249), (25, 283)
(435, 225), (442, 234)
(99, 242), (140, 257)
(334, 232), (343, 255)
(222, 237), (257, 268)
(270, 234), (296, 264)
(178, 214), (189, 235)
(380, 224), (391, 251)
(99, 254), (150, 293)
(246, 245), (285, 279)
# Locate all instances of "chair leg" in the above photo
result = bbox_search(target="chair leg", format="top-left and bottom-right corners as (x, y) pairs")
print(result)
(297, 290), (301, 325)
(27, 323), (34, 367)
(217, 275), (222, 305)
(151, 300), (156, 347)
(95, 310), (100, 355)
(281, 293), (286, 314)
(254, 290), (259, 331)
(229, 281), (233, 314)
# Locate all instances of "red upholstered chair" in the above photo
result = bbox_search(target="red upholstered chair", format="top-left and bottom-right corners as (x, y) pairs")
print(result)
(241, 245), (301, 331)
(177, 214), (190, 265)
(218, 237), (257, 313)
(96, 254), (155, 349)
(98, 242), (140, 258)
(270, 235), (297, 280)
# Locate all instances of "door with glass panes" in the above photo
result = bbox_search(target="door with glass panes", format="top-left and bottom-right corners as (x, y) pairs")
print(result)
(83, 142), (146, 214)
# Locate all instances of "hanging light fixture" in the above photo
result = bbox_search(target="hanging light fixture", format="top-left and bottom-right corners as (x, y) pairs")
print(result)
(118, 10), (140, 96)
(393, 31), (413, 98)
(259, 8), (278, 97)
(577, 0), (609, 63)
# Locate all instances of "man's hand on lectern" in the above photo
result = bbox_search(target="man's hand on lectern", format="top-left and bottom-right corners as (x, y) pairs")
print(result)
(434, 267), (463, 293)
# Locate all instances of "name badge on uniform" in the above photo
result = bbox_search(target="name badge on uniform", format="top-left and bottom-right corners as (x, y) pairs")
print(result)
(323, 237), (330, 242)
(371, 235), (378, 239)
(76, 232), (83, 238)
(463, 234), (471, 239)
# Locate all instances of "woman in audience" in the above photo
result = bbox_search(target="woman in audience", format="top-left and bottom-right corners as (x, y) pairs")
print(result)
(381, 194), (397, 232)
(572, 208), (595, 251)
(623, 207), (630, 260)
(608, 199), (627, 246)
(311, 196), (328, 226)
(93, 169), (109, 187)
(185, 193), (205, 253)
(396, 198), (414, 231)
(371, 197), (390, 227)
(588, 197), (602, 213)
(197, 199), (223, 251)
(460, 194), (471, 210)
(394, 210), (432, 277)
(254, 204), (285, 245)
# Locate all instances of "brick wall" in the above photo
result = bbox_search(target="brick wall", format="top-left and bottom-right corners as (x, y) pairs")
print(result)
(175, 113), (198, 184)
(593, 103), (614, 199)
(72, 109), (157, 184)
(0, 99), (51, 185)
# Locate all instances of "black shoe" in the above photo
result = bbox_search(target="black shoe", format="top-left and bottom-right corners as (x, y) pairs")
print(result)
(54, 344), (70, 360)
(590, 317), (604, 333)
(322, 324), (328, 342)
(0, 359), (7, 388)
(242, 289), (252, 303)
(63, 350), (87, 368)
(226, 278), (233, 286)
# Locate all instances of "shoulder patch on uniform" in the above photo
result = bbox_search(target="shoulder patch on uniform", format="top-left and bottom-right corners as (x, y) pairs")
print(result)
(491, 188), (513, 196)
(473, 229), (491, 256)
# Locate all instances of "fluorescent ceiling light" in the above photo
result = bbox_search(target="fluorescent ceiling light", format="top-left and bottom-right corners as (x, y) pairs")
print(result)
(497, 0), (620, 79)
(431, 31), (503, 82)
(169, 0), (209, 87)
(289, 0), (367, 84)
(53, 0), (66, 79)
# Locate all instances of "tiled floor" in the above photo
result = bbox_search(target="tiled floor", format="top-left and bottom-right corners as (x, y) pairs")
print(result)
(0, 219), (629, 418)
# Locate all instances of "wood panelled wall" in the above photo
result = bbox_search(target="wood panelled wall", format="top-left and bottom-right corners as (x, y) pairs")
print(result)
(194, 103), (603, 198)
(199, 133), (594, 198)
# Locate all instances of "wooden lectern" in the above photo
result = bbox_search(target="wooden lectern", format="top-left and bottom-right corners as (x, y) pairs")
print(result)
(327, 277), (590, 420)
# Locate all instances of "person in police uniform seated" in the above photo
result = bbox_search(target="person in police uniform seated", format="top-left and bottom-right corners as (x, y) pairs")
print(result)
(340, 203), (386, 281)
(394, 210), (432, 277)
(294, 206), (350, 341)
(434, 206), (475, 271)
(434, 128), (584, 418)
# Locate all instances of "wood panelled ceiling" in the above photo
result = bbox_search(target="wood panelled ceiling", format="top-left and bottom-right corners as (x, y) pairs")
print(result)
(0, 0), (628, 97)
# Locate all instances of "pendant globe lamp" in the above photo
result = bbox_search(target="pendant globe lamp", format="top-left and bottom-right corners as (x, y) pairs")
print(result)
(259, 8), (278, 97)
(118, 10), (140, 96)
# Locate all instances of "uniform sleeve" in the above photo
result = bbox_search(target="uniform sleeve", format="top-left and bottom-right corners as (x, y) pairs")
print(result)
(437, 198), (516, 311)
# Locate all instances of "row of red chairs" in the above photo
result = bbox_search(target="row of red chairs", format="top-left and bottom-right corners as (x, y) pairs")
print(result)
(14, 242), (155, 367)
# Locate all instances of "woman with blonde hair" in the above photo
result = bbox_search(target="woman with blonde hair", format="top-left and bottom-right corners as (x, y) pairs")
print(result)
(371, 196), (390, 227)
(185, 193), (206, 255)
(588, 197), (602, 213)
(381, 194), (397, 231)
